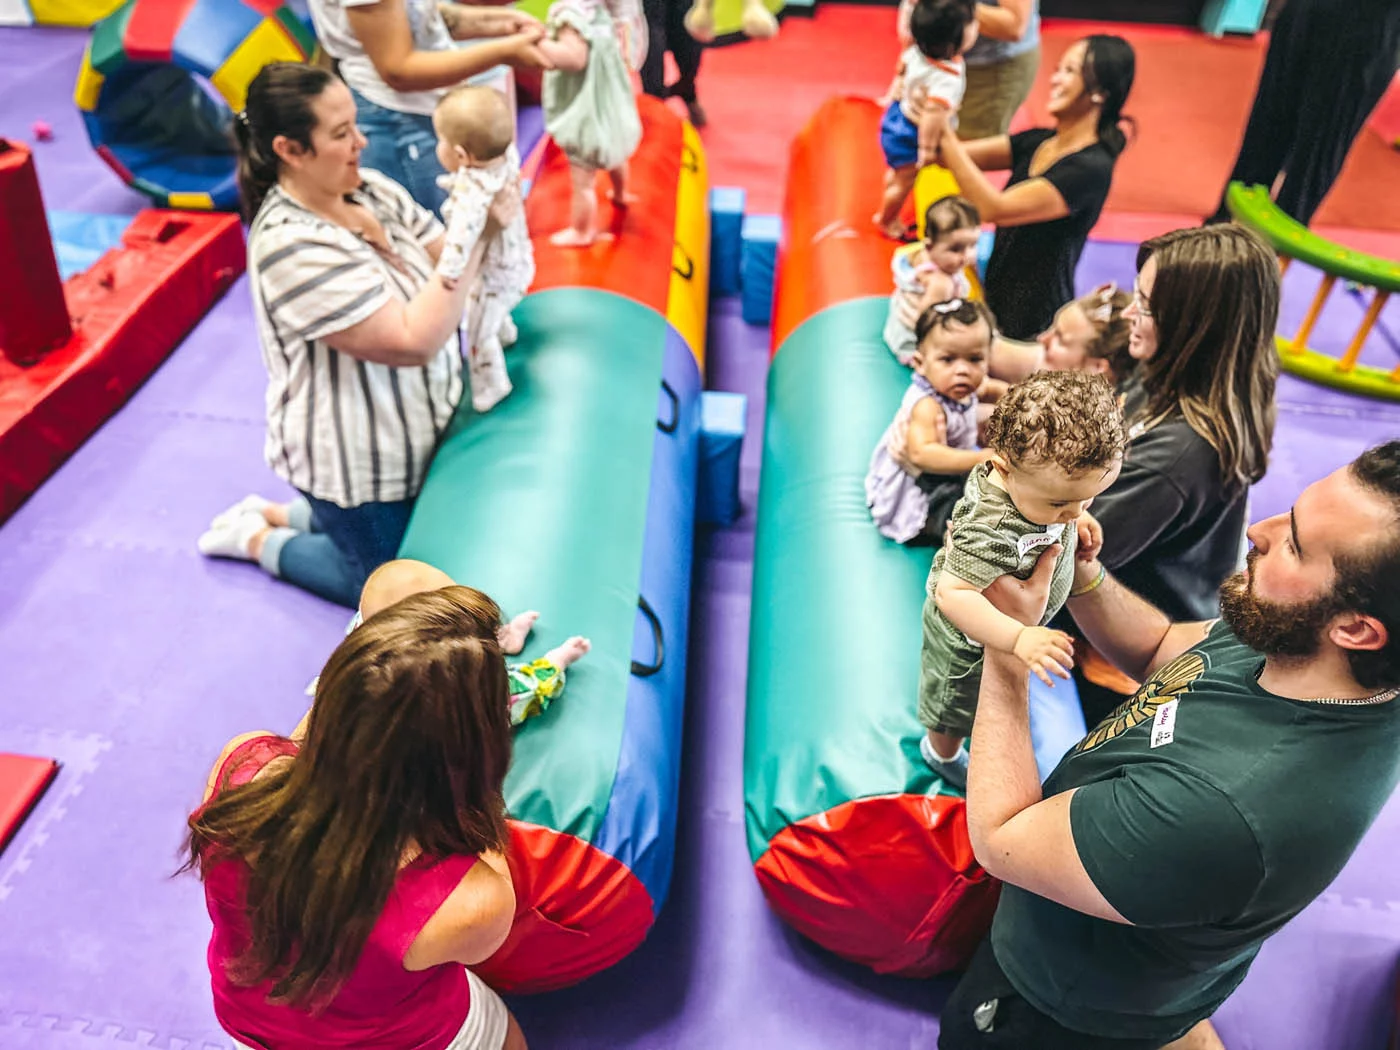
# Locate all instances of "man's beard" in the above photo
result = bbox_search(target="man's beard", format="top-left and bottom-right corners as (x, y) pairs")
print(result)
(1219, 549), (1336, 658)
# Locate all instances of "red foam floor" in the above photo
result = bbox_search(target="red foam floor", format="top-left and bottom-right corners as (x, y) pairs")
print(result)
(689, 8), (1400, 240)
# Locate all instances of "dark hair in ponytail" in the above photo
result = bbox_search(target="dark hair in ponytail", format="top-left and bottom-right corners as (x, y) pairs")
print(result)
(235, 62), (336, 221)
(1080, 34), (1136, 159)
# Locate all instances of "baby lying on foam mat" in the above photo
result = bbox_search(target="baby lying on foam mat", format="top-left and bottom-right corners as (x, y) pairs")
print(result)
(309, 559), (590, 728)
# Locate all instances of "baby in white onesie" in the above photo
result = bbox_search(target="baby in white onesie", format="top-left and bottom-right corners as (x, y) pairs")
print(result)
(432, 85), (536, 413)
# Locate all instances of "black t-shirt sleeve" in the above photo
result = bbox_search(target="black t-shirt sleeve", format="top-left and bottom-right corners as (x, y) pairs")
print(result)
(1040, 147), (1114, 216)
(1070, 770), (1263, 927)
(1092, 459), (1188, 572)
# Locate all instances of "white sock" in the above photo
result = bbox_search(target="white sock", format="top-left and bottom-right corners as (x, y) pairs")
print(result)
(209, 494), (271, 531)
(920, 734), (965, 766)
(197, 511), (267, 561)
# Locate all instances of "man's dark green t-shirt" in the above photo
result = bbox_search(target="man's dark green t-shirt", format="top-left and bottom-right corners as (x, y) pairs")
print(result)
(991, 622), (1400, 1041)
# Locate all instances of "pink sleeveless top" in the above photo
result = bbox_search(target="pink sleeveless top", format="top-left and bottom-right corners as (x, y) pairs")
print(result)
(201, 736), (476, 1050)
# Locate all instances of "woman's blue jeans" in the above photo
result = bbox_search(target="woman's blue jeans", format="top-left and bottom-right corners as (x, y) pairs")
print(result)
(261, 493), (415, 609)
(350, 88), (449, 216)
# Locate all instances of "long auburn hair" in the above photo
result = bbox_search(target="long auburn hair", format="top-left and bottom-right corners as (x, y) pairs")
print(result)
(1134, 224), (1279, 490)
(183, 586), (513, 1009)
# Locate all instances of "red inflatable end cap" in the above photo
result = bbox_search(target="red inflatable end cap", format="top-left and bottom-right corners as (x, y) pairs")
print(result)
(754, 792), (1001, 977)
(476, 821), (655, 994)
(0, 754), (59, 855)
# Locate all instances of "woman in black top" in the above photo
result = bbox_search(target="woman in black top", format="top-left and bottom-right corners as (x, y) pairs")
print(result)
(1072, 224), (1280, 722)
(934, 34), (1134, 347)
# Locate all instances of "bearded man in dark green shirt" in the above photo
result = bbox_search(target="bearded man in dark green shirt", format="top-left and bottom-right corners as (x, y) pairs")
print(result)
(939, 441), (1400, 1050)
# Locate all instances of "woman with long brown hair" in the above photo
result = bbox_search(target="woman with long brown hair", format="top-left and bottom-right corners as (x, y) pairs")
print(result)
(1074, 223), (1279, 720)
(185, 586), (527, 1049)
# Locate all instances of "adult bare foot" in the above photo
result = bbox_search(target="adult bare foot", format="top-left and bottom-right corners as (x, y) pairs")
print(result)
(545, 636), (591, 669)
(497, 610), (539, 655)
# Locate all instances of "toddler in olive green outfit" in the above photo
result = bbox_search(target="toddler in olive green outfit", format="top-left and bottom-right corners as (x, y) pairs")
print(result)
(919, 371), (1126, 788)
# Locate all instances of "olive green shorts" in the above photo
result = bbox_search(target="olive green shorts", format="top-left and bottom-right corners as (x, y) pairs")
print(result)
(917, 589), (986, 738)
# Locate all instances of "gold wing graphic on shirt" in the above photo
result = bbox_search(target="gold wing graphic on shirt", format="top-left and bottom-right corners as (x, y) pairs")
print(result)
(1074, 651), (1206, 754)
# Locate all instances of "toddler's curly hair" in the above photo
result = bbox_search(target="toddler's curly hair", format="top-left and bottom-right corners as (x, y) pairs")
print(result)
(984, 371), (1126, 475)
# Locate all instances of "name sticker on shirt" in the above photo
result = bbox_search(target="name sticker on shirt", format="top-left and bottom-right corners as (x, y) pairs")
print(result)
(1017, 523), (1066, 560)
(1149, 699), (1179, 749)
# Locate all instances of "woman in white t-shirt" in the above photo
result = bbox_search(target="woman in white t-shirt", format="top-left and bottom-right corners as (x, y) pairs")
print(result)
(309, 0), (549, 212)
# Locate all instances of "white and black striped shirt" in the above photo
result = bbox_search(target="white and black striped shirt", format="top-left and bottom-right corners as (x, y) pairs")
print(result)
(249, 169), (463, 508)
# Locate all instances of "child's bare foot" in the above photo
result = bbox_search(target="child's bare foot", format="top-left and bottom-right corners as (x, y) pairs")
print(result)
(875, 215), (909, 241)
(497, 610), (539, 655)
(684, 0), (715, 42)
(610, 190), (641, 207)
(545, 636), (591, 669)
(741, 0), (778, 39)
(550, 227), (596, 247)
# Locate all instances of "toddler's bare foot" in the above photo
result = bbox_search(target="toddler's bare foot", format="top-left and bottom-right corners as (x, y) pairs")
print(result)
(610, 191), (641, 207)
(497, 610), (539, 655)
(545, 636), (591, 669)
(550, 227), (596, 247)
(874, 215), (907, 240)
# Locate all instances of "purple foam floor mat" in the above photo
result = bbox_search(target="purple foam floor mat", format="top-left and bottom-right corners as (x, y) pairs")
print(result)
(4, 24), (1400, 1050)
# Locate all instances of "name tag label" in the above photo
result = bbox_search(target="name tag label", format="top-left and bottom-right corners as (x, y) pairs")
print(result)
(1017, 523), (1065, 559)
(1150, 700), (1179, 749)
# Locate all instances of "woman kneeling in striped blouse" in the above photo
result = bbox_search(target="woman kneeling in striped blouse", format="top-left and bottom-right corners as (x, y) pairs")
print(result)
(199, 63), (518, 609)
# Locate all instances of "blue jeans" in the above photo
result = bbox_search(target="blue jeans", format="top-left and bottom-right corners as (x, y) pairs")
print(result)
(262, 493), (415, 609)
(351, 88), (449, 216)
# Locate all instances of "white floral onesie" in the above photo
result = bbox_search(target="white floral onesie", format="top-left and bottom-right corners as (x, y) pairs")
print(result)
(436, 144), (536, 412)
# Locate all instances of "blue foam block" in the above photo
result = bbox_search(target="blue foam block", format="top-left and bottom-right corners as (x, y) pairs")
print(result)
(47, 211), (133, 281)
(710, 186), (746, 298)
(976, 228), (994, 281)
(697, 391), (746, 525)
(1200, 0), (1268, 35)
(741, 214), (781, 326)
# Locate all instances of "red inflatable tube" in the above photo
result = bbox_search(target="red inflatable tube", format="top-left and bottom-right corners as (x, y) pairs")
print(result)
(478, 821), (655, 994)
(526, 94), (681, 314)
(0, 209), (244, 523)
(771, 97), (901, 355)
(753, 794), (1000, 977)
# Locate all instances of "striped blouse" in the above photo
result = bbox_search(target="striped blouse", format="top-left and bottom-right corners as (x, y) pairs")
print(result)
(248, 169), (463, 508)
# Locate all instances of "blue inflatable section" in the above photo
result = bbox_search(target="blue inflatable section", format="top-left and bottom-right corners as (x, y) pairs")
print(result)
(593, 327), (701, 911)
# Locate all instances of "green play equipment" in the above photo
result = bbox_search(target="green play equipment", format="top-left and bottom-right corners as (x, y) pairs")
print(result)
(1227, 181), (1400, 402)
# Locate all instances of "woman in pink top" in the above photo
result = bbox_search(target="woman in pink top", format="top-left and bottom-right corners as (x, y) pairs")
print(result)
(184, 586), (527, 1049)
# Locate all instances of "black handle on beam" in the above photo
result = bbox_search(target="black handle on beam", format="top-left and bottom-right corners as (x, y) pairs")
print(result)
(631, 596), (664, 677)
(657, 380), (679, 434)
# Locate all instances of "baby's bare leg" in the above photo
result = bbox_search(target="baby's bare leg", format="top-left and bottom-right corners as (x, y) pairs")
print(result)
(545, 636), (591, 669)
(497, 610), (539, 655)
(874, 165), (918, 237)
(608, 164), (638, 206)
(551, 162), (600, 247)
(928, 729), (965, 761)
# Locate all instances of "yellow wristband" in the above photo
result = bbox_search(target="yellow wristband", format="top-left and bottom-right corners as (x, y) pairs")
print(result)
(1070, 564), (1107, 599)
